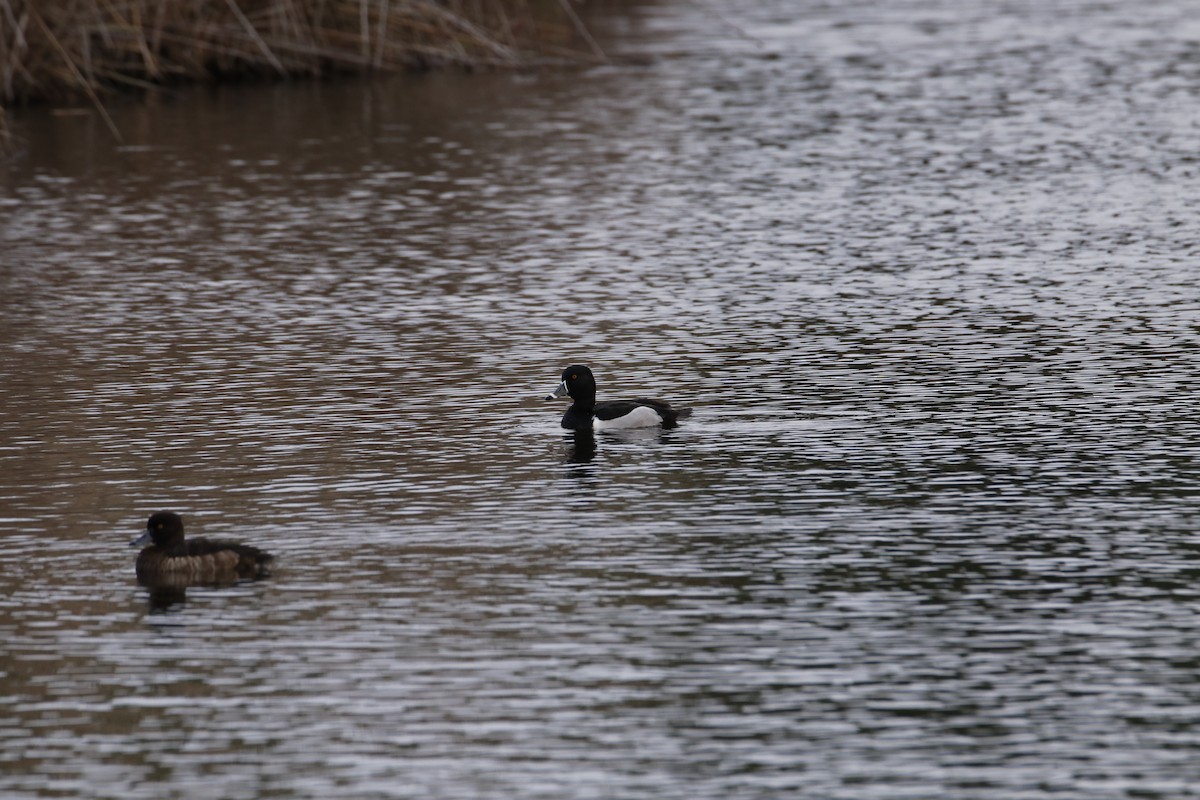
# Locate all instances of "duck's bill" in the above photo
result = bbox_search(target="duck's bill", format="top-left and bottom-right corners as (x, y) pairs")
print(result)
(130, 530), (151, 547)
(544, 381), (569, 401)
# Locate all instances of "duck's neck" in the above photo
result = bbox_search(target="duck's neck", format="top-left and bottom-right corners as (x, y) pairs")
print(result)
(570, 397), (595, 422)
(563, 400), (594, 430)
(570, 386), (596, 409)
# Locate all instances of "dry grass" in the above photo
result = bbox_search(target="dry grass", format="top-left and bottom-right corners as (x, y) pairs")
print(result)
(0, 0), (600, 107)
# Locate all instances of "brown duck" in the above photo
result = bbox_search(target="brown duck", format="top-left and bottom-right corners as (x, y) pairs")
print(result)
(130, 511), (273, 586)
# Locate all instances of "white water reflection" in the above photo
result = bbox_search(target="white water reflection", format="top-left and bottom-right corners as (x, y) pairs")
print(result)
(4, 0), (1200, 798)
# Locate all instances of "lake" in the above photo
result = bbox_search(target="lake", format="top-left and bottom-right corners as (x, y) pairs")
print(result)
(3, 1), (1200, 798)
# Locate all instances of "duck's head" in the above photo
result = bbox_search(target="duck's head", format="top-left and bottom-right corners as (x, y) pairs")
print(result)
(545, 364), (596, 403)
(130, 511), (186, 548)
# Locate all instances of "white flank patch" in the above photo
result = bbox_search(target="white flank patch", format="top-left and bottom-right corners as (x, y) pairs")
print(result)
(594, 406), (663, 430)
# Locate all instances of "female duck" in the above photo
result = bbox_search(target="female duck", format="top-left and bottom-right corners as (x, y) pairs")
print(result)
(545, 364), (691, 431)
(130, 511), (273, 586)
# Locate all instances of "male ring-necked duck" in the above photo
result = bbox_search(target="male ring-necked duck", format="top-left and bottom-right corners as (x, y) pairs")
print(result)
(130, 511), (273, 586)
(545, 364), (692, 431)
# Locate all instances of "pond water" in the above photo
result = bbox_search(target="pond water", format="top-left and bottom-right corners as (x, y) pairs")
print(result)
(4, 0), (1200, 797)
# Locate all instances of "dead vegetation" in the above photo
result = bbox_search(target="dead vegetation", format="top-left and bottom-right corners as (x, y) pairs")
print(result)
(0, 0), (603, 131)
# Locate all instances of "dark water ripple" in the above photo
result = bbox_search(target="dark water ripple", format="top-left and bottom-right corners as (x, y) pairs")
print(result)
(4, 0), (1200, 798)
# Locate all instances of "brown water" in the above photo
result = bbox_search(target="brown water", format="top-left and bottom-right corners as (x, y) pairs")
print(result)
(4, 1), (1200, 798)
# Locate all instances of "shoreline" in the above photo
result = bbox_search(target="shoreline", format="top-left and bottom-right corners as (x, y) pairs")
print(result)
(0, 0), (606, 143)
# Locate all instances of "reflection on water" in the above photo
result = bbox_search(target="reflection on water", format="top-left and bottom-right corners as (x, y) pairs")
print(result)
(5, 0), (1200, 797)
(564, 430), (598, 465)
(143, 585), (189, 612)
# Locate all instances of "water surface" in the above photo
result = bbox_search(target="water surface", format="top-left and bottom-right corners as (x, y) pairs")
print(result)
(3, 1), (1200, 798)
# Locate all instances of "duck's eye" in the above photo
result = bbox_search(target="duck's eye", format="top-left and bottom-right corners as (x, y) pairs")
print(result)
(155, 523), (163, 530)
(571, 374), (577, 380)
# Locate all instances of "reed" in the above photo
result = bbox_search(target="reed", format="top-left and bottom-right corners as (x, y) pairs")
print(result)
(0, 0), (599, 107)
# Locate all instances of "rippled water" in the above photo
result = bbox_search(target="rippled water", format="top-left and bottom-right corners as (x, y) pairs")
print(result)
(4, 1), (1200, 797)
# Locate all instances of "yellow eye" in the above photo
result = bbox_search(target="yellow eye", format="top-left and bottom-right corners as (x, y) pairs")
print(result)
(571, 374), (577, 380)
